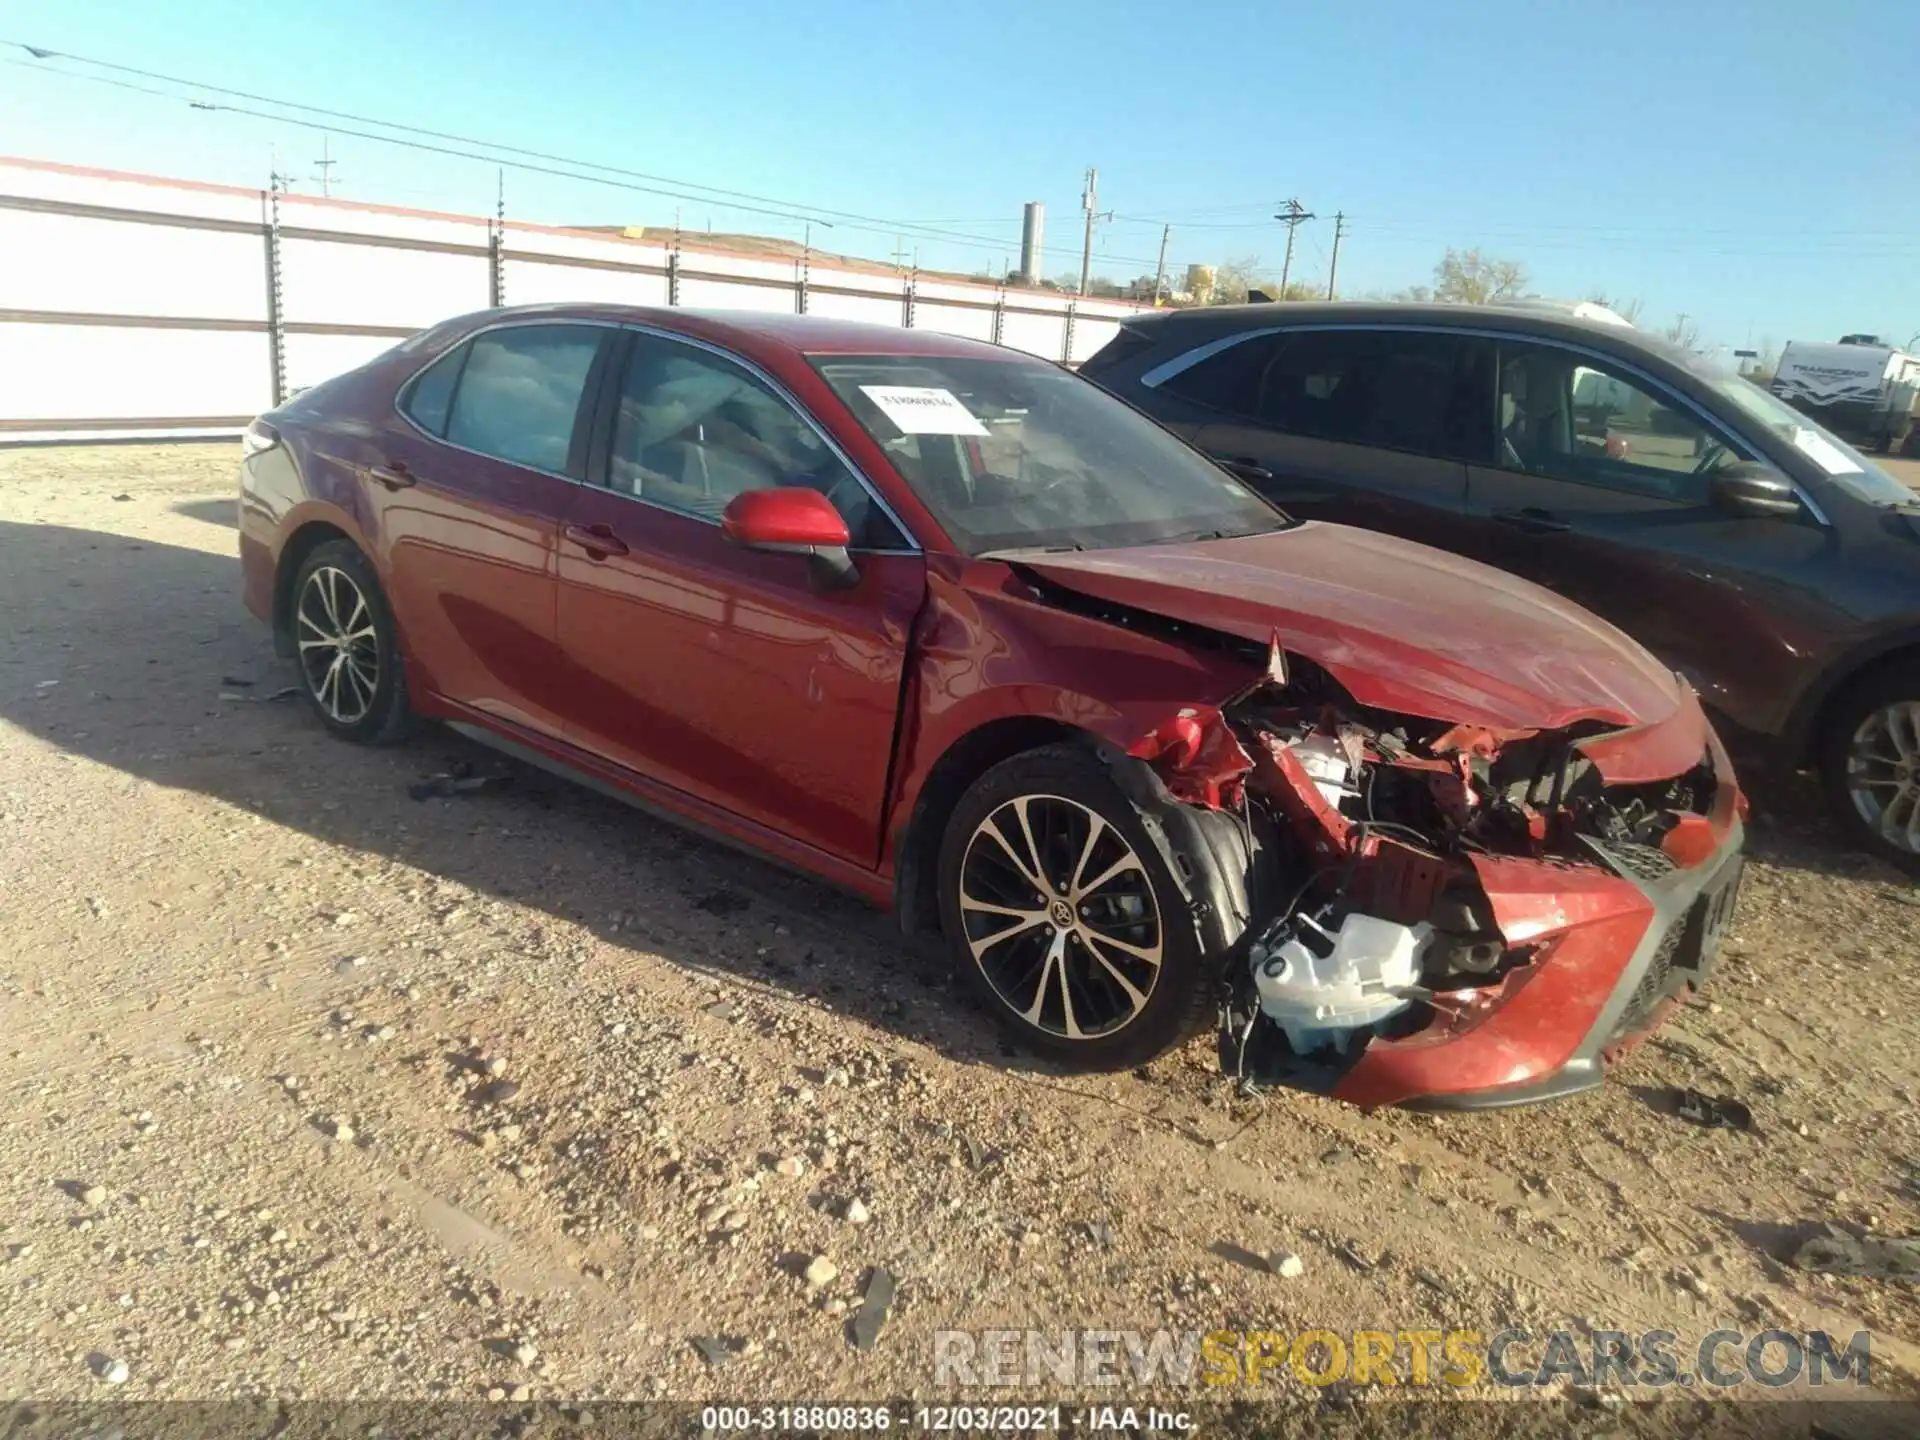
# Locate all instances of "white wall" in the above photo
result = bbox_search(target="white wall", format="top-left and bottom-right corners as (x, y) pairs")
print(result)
(0, 157), (1156, 441)
(0, 323), (271, 421)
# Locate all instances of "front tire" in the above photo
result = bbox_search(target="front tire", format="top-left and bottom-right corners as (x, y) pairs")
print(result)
(935, 743), (1214, 1070)
(289, 539), (417, 745)
(1820, 665), (1920, 875)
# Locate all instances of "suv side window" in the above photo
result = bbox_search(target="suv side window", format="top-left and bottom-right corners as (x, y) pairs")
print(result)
(607, 334), (903, 548)
(442, 324), (604, 473)
(1158, 334), (1287, 415)
(1160, 328), (1479, 460)
(1258, 330), (1472, 457)
(1497, 343), (1743, 502)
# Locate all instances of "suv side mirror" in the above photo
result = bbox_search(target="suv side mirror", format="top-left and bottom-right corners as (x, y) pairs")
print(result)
(721, 488), (859, 591)
(1709, 462), (1804, 519)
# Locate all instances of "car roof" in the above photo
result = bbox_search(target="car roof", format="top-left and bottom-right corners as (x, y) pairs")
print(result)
(461, 303), (1028, 361)
(1121, 299), (1684, 358)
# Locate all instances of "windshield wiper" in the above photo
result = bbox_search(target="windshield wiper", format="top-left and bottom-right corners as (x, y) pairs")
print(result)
(980, 541), (1085, 557)
(1151, 525), (1273, 544)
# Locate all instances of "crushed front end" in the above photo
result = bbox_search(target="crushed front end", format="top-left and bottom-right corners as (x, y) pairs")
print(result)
(1128, 650), (1746, 1111)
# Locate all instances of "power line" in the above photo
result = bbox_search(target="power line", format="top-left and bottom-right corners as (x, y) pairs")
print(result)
(2, 43), (1186, 267)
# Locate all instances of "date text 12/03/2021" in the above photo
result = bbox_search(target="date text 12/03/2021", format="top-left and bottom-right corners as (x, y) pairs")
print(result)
(699, 1406), (1187, 1432)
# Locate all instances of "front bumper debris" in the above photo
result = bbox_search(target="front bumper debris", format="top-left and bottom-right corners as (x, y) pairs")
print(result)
(1123, 650), (1747, 1111)
(1351, 826), (1744, 1110)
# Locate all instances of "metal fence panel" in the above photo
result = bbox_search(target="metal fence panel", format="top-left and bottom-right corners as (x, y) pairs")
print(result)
(910, 301), (997, 343)
(278, 237), (490, 328)
(283, 333), (406, 395)
(502, 257), (669, 308)
(998, 308), (1069, 360)
(0, 323), (270, 422)
(674, 277), (797, 312)
(0, 156), (1155, 440)
(804, 288), (907, 324)
(1069, 316), (1121, 363)
(0, 207), (267, 321)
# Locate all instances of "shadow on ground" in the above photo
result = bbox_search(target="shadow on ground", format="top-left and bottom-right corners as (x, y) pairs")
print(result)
(1, 518), (1026, 1073)
(172, 498), (239, 529)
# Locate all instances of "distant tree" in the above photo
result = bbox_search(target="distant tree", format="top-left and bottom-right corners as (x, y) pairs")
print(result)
(1662, 314), (1701, 350)
(1586, 292), (1646, 324)
(1432, 248), (1529, 304)
(1206, 255), (1264, 305)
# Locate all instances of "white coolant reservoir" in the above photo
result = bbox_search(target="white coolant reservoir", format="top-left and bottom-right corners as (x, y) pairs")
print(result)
(1290, 734), (1356, 809)
(1252, 912), (1429, 1054)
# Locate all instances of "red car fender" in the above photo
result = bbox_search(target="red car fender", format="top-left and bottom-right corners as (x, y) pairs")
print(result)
(882, 558), (1257, 876)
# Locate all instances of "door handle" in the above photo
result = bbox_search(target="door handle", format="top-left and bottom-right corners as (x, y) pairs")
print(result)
(367, 462), (414, 491)
(1211, 454), (1272, 483)
(564, 522), (630, 558)
(1491, 507), (1571, 535)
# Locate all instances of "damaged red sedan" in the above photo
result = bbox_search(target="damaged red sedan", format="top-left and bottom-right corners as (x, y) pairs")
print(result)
(238, 305), (1746, 1109)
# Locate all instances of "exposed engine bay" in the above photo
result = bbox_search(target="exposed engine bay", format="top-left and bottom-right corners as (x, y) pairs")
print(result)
(1120, 642), (1732, 1104)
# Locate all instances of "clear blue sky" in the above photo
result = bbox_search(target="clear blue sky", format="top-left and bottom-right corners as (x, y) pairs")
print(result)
(2, 0), (1915, 355)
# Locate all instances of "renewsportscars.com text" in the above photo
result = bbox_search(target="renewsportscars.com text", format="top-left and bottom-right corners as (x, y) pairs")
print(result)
(932, 1327), (1872, 1391)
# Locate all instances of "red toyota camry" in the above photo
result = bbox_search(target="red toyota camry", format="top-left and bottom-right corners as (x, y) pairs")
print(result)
(238, 305), (1745, 1109)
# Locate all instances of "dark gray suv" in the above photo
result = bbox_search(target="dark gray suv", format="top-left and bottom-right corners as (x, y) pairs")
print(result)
(1084, 302), (1920, 870)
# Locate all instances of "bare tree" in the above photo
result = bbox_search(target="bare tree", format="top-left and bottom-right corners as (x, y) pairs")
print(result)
(1195, 257), (1337, 306)
(1586, 292), (1646, 324)
(1432, 248), (1529, 304)
(1662, 314), (1701, 350)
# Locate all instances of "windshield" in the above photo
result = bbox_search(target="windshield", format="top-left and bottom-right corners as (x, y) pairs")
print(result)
(1687, 359), (1915, 507)
(812, 353), (1288, 554)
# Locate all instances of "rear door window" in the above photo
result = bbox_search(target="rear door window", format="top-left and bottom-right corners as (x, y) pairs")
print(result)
(1158, 334), (1287, 416)
(1160, 329), (1479, 461)
(398, 345), (468, 437)
(1257, 330), (1474, 458)
(441, 324), (604, 474)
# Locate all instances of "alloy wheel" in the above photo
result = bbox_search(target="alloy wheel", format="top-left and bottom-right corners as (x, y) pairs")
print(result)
(296, 565), (381, 726)
(1845, 700), (1920, 854)
(957, 794), (1162, 1039)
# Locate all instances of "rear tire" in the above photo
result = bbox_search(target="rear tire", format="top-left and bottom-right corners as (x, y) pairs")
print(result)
(936, 743), (1214, 1070)
(1819, 665), (1920, 876)
(289, 539), (417, 746)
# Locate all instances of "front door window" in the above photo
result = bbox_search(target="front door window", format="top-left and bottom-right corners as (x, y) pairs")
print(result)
(1498, 346), (1743, 502)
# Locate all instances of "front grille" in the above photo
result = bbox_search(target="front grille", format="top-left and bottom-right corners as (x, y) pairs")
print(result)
(1613, 920), (1686, 1041)
(1605, 842), (1678, 886)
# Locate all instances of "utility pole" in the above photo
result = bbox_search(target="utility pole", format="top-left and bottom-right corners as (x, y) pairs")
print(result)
(1153, 222), (1171, 305)
(1078, 167), (1111, 296)
(310, 135), (338, 197)
(1326, 211), (1344, 300)
(891, 235), (910, 271)
(1275, 197), (1314, 294)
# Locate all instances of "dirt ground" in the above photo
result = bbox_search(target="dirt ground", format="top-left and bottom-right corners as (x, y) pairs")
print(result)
(2, 444), (1919, 1430)
(1879, 455), (1920, 489)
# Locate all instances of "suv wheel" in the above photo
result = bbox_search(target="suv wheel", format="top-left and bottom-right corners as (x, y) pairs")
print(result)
(1821, 666), (1920, 874)
(935, 744), (1213, 1070)
(290, 539), (417, 745)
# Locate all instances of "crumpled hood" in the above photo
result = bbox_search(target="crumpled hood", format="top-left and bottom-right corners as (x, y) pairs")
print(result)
(1009, 523), (1683, 731)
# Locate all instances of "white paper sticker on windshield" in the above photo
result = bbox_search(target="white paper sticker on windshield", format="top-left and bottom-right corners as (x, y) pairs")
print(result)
(859, 385), (989, 437)
(1791, 427), (1864, 476)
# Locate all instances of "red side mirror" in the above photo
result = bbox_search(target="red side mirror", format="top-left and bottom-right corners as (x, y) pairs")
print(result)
(720, 488), (851, 553)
